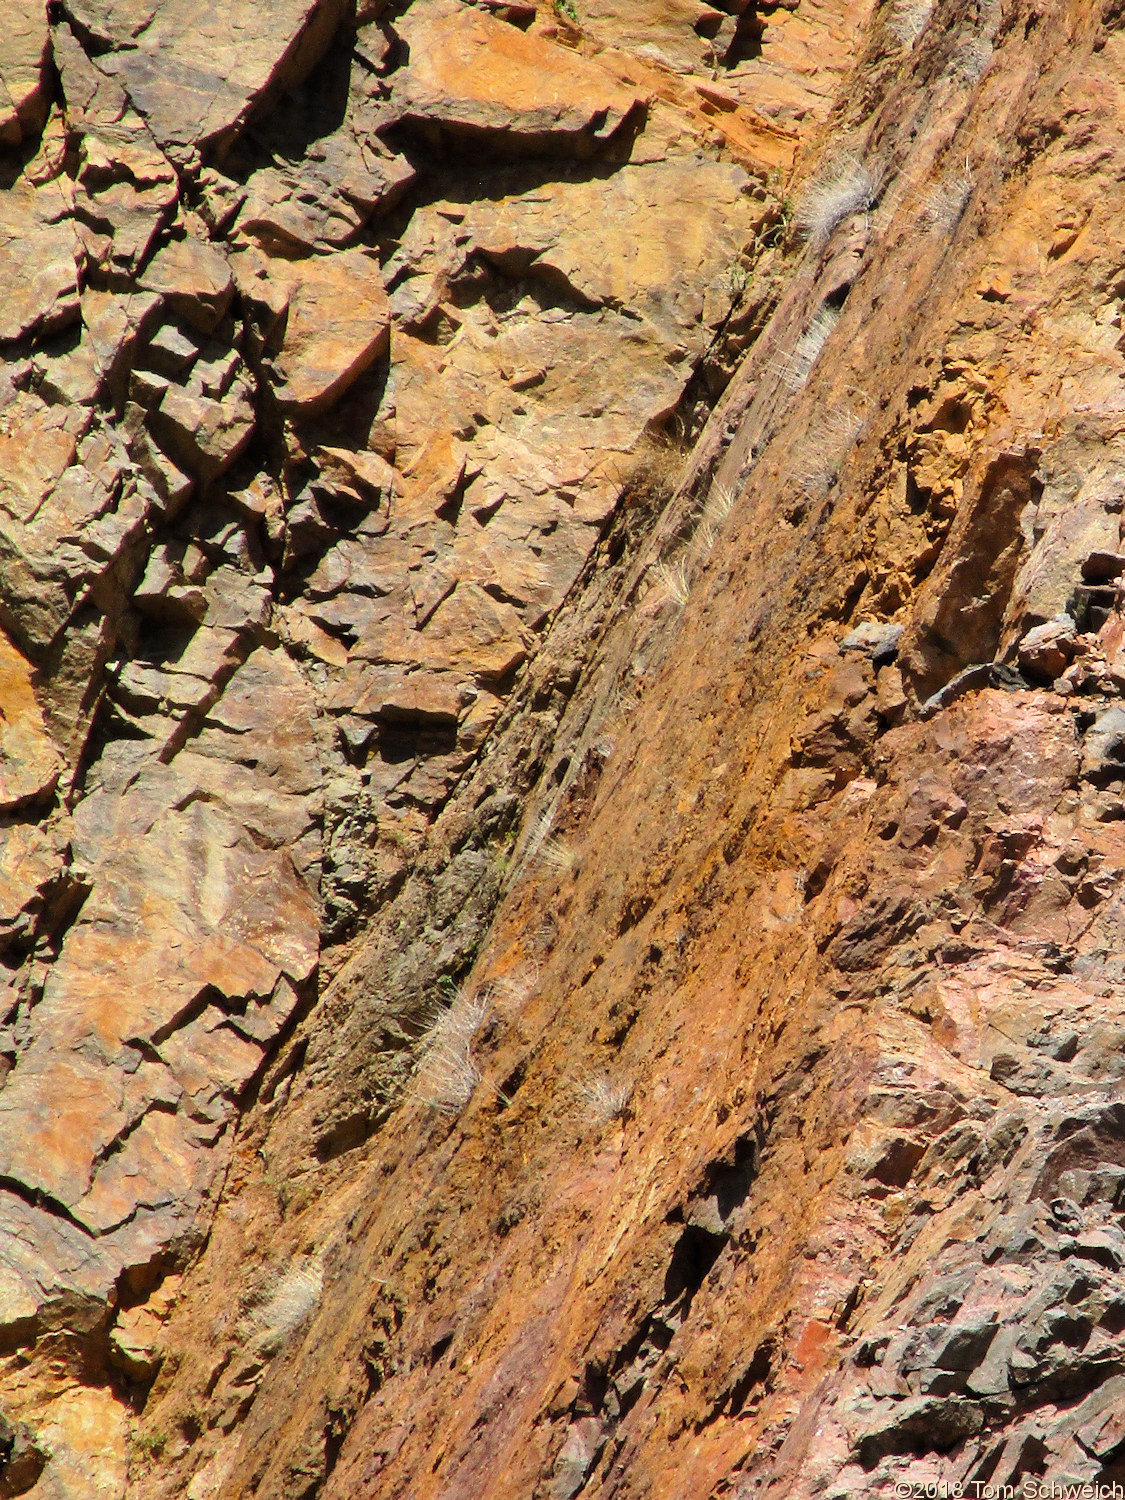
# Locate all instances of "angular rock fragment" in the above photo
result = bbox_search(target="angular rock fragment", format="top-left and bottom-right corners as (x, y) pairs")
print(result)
(132, 544), (207, 623)
(139, 236), (235, 334)
(0, 176), (81, 343)
(1081, 549), (1125, 582)
(0, 630), (59, 808)
(464, 156), (756, 337)
(148, 377), (256, 484)
(1017, 615), (1082, 683)
(1081, 704), (1125, 784)
(263, 248), (390, 417)
(54, 23), (179, 277)
(0, 0), (50, 145)
(138, 321), (199, 380)
(233, 139), (415, 255)
(839, 620), (904, 664)
(1008, 463), (1123, 630)
(93, 0), (351, 161)
(392, 3), (642, 154)
(0, 821), (59, 946)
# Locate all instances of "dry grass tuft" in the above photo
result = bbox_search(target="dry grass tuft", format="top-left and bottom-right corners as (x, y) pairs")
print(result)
(492, 961), (540, 1015)
(413, 988), (489, 1113)
(775, 305), (840, 392)
(795, 405), (865, 493)
(918, 169), (973, 234)
(252, 1259), (323, 1355)
(617, 434), (685, 514)
(655, 556), (691, 607)
(575, 1074), (631, 1126)
(539, 837), (576, 874)
(695, 481), (737, 551)
(796, 156), (875, 249)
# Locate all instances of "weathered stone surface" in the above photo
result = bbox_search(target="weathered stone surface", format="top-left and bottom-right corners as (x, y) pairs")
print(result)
(149, 376), (256, 483)
(91, 0), (350, 161)
(233, 103), (415, 255)
(0, 175), (80, 343)
(250, 247), (390, 417)
(392, 2), (642, 153)
(1018, 615), (1083, 683)
(0, 631), (59, 807)
(463, 154), (756, 338)
(139, 236), (234, 333)
(7, 0), (1109, 1497)
(55, 22), (179, 278)
(0, 0), (50, 145)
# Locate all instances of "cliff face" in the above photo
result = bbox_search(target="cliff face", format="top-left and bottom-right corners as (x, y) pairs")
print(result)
(1, 0), (1124, 1495)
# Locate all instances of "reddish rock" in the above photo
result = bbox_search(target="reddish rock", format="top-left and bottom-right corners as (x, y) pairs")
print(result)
(94, 0), (351, 160)
(139, 235), (234, 333)
(0, 0), (50, 144)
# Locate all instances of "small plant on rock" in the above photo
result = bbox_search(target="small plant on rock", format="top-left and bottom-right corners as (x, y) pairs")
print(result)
(795, 405), (864, 493)
(540, 836), (576, 874)
(655, 556), (691, 607)
(575, 1074), (631, 1127)
(413, 987), (489, 1113)
(795, 156), (875, 249)
(696, 480), (737, 551)
(776, 305), (840, 392)
(887, 0), (932, 47)
(252, 1259), (323, 1356)
(918, 168), (973, 234)
(134, 1429), (168, 1460)
(492, 961), (540, 1015)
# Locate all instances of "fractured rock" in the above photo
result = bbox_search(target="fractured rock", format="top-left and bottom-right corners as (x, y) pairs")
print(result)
(148, 377), (256, 484)
(139, 236), (235, 334)
(392, 2), (642, 154)
(1017, 616), (1083, 684)
(0, 630), (59, 808)
(0, 175), (81, 343)
(263, 247), (390, 417)
(0, 0), (50, 146)
(93, 0), (351, 162)
(1081, 704), (1125, 785)
(54, 22), (179, 278)
(464, 155), (757, 340)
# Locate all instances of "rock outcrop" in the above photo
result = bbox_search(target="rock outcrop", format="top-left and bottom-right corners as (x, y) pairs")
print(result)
(4, 0), (1125, 1498)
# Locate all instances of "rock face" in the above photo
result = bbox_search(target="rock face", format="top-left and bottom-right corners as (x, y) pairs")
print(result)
(5, 0), (1125, 1498)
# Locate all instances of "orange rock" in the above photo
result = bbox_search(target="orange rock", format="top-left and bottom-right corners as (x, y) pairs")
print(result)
(264, 248), (391, 417)
(395, 1), (643, 153)
(0, 629), (59, 808)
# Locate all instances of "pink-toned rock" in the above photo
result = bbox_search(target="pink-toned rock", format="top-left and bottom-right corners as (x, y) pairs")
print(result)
(0, 0), (50, 145)
(95, 0), (350, 160)
(1017, 615), (1082, 683)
